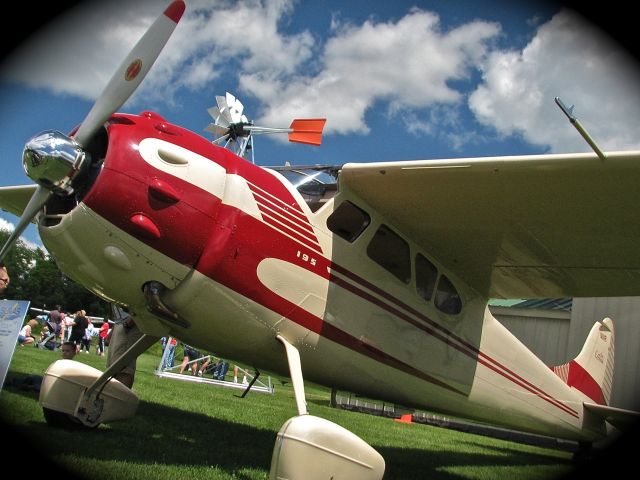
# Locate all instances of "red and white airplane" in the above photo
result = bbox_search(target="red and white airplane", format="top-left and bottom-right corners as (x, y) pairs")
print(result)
(1, 2), (639, 478)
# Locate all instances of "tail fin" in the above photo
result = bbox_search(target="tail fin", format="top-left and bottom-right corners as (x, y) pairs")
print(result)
(552, 318), (614, 405)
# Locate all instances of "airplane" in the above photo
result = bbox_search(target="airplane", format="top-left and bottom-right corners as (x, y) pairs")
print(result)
(1, 1), (639, 478)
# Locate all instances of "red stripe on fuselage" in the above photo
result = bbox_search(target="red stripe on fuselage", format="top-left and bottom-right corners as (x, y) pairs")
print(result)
(204, 199), (578, 415)
(328, 263), (579, 418)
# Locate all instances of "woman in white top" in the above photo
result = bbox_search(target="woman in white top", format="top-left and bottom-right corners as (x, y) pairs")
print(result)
(18, 319), (38, 346)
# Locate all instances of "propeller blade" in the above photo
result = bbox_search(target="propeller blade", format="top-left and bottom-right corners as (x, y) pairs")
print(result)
(73, 0), (185, 147)
(288, 119), (327, 146)
(0, 186), (50, 262)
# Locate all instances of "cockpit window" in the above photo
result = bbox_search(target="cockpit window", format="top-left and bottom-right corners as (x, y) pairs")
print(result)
(416, 254), (438, 301)
(272, 166), (339, 212)
(327, 200), (370, 242)
(367, 224), (411, 283)
(435, 275), (462, 315)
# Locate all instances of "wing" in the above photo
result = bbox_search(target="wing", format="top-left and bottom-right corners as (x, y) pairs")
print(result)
(339, 151), (640, 298)
(0, 185), (38, 218)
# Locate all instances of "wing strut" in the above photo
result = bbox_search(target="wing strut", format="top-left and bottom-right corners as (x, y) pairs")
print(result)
(276, 334), (308, 416)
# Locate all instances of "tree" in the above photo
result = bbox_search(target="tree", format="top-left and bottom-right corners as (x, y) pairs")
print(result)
(0, 228), (109, 316)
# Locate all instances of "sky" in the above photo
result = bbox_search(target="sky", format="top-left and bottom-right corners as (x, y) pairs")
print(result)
(1, 0), (639, 248)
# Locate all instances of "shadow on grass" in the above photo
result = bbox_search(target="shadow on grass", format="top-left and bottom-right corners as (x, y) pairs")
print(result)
(6, 398), (274, 471)
(3, 393), (567, 480)
(378, 443), (571, 480)
(3, 376), (635, 480)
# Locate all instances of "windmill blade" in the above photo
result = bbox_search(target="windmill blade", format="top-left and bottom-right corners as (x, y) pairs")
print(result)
(207, 106), (229, 127)
(215, 95), (234, 125)
(225, 92), (245, 124)
(204, 123), (230, 138)
(73, 1), (185, 147)
(288, 119), (327, 146)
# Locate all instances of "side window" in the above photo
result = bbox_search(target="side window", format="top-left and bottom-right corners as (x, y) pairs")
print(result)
(435, 275), (462, 315)
(367, 224), (411, 283)
(416, 254), (438, 301)
(327, 201), (370, 242)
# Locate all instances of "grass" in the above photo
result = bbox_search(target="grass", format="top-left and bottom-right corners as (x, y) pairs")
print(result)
(0, 344), (586, 479)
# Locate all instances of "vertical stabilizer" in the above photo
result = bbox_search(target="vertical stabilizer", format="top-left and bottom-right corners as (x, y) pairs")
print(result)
(552, 318), (614, 405)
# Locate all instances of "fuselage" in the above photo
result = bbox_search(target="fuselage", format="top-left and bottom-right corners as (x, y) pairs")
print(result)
(39, 112), (604, 442)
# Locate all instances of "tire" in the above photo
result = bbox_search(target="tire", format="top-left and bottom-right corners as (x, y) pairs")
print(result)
(42, 407), (99, 430)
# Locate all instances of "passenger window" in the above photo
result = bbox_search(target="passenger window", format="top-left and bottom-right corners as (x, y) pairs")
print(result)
(435, 275), (462, 314)
(327, 201), (370, 242)
(367, 225), (411, 283)
(416, 254), (437, 301)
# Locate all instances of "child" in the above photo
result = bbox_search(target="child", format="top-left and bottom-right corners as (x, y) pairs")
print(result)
(61, 341), (76, 360)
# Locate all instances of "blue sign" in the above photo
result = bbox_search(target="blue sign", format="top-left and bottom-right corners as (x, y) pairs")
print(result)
(0, 300), (31, 390)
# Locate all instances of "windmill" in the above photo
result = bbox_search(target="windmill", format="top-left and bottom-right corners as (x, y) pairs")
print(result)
(205, 92), (326, 163)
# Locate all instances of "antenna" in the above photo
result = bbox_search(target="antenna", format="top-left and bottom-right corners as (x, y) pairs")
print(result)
(555, 97), (606, 161)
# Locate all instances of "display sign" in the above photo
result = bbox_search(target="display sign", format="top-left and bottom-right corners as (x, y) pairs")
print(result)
(0, 300), (31, 390)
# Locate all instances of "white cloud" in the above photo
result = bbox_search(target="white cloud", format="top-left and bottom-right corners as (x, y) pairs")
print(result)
(0, 218), (43, 252)
(469, 10), (640, 152)
(0, 1), (499, 137)
(1, 0), (159, 100)
(0, 0), (314, 107)
(136, 0), (315, 106)
(3, 2), (638, 153)
(247, 9), (500, 135)
(0, 218), (15, 232)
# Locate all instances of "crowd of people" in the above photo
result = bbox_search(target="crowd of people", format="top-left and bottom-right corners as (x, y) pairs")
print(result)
(174, 342), (230, 380)
(16, 305), (112, 354)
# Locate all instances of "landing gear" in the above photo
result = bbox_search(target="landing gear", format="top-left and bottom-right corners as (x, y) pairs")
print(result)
(39, 334), (158, 428)
(270, 335), (385, 480)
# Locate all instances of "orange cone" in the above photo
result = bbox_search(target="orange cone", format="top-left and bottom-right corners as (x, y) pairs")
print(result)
(395, 414), (413, 424)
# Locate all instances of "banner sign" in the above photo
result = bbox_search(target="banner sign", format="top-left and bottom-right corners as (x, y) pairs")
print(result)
(0, 300), (31, 390)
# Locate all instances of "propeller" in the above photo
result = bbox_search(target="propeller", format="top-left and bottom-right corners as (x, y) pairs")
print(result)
(205, 91), (326, 161)
(0, 1), (185, 263)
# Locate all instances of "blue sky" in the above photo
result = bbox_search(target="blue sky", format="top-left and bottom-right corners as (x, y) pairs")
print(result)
(1, 0), (639, 247)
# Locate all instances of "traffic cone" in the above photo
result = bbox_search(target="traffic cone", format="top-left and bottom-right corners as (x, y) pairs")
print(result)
(395, 414), (413, 424)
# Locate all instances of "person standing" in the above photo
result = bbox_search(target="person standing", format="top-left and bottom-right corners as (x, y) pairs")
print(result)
(69, 310), (89, 354)
(98, 320), (110, 357)
(48, 305), (63, 339)
(80, 317), (93, 353)
(162, 337), (177, 369)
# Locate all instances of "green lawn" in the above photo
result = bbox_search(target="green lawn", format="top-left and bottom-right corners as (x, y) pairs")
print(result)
(1, 344), (580, 479)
